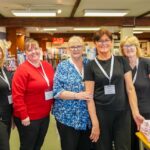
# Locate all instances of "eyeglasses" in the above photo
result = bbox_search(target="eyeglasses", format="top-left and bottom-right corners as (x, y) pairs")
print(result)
(70, 45), (83, 50)
(123, 45), (136, 49)
(27, 47), (39, 52)
(97, 40), (111, 45)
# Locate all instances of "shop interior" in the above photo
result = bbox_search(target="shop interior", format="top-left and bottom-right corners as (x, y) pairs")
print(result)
(0, 0), (150, 149)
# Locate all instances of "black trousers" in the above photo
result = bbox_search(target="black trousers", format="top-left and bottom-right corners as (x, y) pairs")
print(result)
(56, 120), (92, 150)
(95, 108), (131, 150)
(0, 121), (11, 150)
(131, 113), (150, 150)
(14, 116), (49, 150)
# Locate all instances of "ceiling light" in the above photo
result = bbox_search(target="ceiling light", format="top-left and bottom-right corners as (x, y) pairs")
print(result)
(36, 28), (39, 31)
(73, 27), (100, 31)
(84, 10), (128, 17)
(57, 9), (62, 14)
(43, 28), (57, 31)
(133, 28), (150, 31)
(133, 31), (143, 34)
(119, 31), (143, 34)
(11, 10), (56, 17)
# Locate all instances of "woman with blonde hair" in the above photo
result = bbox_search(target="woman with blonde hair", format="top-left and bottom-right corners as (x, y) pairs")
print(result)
(0, 41), (13, 150)
(120, 35), (150, 150)
(52, 36), (92, 150)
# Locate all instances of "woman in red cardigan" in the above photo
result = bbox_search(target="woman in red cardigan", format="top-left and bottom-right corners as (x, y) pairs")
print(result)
(12, 39), (54, 150)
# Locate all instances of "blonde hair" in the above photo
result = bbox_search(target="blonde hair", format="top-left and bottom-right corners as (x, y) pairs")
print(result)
(68, 36), (84, 47)
(0, 44), (5, 68)
(120, 36), (143, 57)
(25, 39), (39, 51)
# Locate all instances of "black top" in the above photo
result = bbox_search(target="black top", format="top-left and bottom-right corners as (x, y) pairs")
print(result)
(0, 67), (13, 122)
(84, 56), (131, 111)
(132, 57), (150, 113)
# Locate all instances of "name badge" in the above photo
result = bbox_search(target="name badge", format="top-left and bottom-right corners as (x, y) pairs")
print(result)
(104, 85), (116, 95)
(45, 90), (53, 100)
(8, 95), (13, 104)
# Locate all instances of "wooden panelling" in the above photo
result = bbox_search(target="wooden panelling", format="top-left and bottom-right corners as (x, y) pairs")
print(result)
(30, 33), (94, 42)
(6, 28), (17, 56)
(0, 17), (150, 27)
(6, 27), (25, 56)
(16, 35), (25, 51)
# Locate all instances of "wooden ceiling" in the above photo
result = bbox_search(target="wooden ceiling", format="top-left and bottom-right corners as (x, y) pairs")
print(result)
(0, 0), (149, 27)
(0, 0), (149, 40)
(0, 17), (150, 27)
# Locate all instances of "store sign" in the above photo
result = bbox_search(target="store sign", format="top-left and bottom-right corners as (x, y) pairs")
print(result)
(52, 37), (64, 44)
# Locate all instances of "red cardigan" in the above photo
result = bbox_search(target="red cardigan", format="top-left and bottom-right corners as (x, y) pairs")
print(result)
(12, 61), (54, 120)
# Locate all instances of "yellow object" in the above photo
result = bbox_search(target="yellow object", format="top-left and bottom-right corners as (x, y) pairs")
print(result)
(136, 132), (150, 150)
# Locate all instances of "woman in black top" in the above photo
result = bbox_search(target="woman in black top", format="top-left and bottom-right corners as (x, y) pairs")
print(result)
(84, 29), (144, 150)
(120, 35), (150, 150)
(0, 43), (13, 150)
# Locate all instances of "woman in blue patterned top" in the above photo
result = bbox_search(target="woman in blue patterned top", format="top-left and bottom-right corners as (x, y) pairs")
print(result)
(52, 36), (92, 150)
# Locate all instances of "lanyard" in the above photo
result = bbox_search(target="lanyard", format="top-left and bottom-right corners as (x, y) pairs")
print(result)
(95, 55), (114, 83)
(0, 68), (11, 90)
(40, 62), (50, 87)
(69, 58), (84, 79)
(27, 60), (50, 87)
(133, 58), (139, 84)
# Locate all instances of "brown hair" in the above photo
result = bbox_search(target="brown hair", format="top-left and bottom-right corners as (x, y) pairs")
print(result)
(93, 28), (113, 42)
(25, 39), (39, 51)
(120, 36), (143, 57)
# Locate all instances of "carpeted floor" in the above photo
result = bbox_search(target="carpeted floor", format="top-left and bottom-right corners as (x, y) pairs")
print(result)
(10, 115), (61, 150)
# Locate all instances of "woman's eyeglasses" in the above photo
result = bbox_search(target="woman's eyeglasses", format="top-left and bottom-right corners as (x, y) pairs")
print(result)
(123, 45), (136, 49)
(97, 40), (111, 45)
(70, 45), (83, 50)
(27, 47), (39, 52)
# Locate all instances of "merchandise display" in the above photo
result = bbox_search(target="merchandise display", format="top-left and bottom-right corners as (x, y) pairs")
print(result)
(140, 120), (150, 142)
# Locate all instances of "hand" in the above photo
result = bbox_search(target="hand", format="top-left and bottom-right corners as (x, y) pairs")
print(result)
(90, 123), (100, 142)
(133, 113), (144, 130)
(21, 117), (30, 126)
(76, 92), (93, 101)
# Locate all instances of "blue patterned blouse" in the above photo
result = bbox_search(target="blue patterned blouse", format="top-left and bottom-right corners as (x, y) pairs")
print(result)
(52, 58), (91, 130)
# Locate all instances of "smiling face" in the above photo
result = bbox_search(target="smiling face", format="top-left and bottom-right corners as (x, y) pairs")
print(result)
(68, 36), (84, 60)
(120, 36), (142, 58)
(95, 34), (113, 55)
(122, 44), (137, 58)
(25, 40), (41, 63)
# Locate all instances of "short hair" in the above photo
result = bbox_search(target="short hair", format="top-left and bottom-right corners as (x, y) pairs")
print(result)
(0, 44), (5, 67)
(120, 36), (143, 57)
(68, 36), (84, 47)
(93, 28), (113, 42)
(25, 39), (39, 51)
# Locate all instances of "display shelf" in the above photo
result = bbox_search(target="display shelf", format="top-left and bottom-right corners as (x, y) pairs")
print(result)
(140, 40), (150, 57)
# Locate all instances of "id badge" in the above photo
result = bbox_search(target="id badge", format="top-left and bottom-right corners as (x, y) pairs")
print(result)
(45, 90), (53, 100)
(8, 95), (13, 104)
(104, 85), (116, 95)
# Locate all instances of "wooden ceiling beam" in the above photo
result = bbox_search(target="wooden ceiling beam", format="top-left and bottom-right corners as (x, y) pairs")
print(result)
(137, 11), (150, 18)
(0, 17), (150, 27)
(70, 0), (81, 17)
